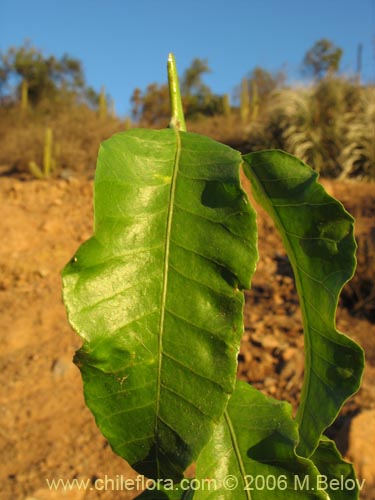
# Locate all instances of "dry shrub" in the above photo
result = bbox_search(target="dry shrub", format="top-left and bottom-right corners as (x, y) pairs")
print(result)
(0, 104), (126, 177)
(338, 87), (375, 180)
(0, 79), (373, 180)
(186, 112), (244, 145)
(0, 111), (46, 173)
(257, 79), (374, 179)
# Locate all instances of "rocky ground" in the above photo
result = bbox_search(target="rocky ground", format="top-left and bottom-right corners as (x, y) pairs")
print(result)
(0, 176), (374, 500)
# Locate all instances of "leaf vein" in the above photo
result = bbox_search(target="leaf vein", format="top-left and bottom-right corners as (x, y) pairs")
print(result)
(162, 350), (227, 391)
(164, 307), (226, 338)
(160, 383), (211, 417)
(169, 263), (240, 300)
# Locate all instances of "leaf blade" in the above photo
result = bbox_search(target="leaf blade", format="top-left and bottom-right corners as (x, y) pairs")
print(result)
(311, 436), (360, 500)
(194, 381), (329, 499)
(242, 150), (364, 457)
(62, 129), (258, 480)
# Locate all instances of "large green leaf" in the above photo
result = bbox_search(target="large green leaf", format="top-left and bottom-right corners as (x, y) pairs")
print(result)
(194, 381), (329, 499)
(311, 436), (360, 500)
(62, 129), (258, 480)
(136, 483), (194, 499)
(137, 434), (362, 500)
(242, 150), (364, 456)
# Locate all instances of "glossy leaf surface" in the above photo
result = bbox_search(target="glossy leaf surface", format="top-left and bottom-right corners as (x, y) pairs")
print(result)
(243, 150), (364, 456)
(311, 436), (359, 500)
(194, 381), (329, 499)
(62, 129), (258, 480)
(136, 483), (194, 499)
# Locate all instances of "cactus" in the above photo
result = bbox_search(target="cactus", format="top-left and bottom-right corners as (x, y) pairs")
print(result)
(99, 86), (107, 120)
(124, 116), (132, 130)
(28, 127), (55, 179)
(109, 97), (116, 118)
(222, 93), (231, 116)
(21, 79), (28, 115)
(240, 78), (249, 123)
(251, 79), (259, 121)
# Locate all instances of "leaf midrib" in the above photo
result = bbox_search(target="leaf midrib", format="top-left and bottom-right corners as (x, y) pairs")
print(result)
(244, 162), (314, 451)
(224, 409), (252, 500)
(155, 128), (182, 476)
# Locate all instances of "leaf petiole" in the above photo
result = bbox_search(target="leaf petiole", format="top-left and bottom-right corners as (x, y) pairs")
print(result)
(167, 53), (186, 132)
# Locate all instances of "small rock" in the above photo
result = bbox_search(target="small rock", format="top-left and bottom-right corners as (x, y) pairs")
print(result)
(260, 335), (279, 350)
(51, 357), (74, 377)
(264, 377), (277, 388)
(273, 294), (284, 306)
(60, 170), (74, 180)
(37, 269), (49, 278)
(39, 221), (55, 233)
(51, 198), (63, 206)
(282, 347), (297, 362)
(347, 409), (375, 486)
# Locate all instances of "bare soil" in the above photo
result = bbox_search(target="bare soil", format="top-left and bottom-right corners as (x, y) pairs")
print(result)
(0, 176), (374, 500)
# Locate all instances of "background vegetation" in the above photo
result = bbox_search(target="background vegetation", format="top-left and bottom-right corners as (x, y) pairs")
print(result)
(0, 39), (373, 180)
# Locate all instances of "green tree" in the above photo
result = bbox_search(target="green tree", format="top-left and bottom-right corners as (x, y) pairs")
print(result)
(130, 83), (170, 126)
(237, 67), (285, 123)
(248, 66), (285, 100)
(0, 40), (98, 107)
(303, 38), (343, 79)
(181, 57), (211, 97)
(131, 58), (223, 124)
(240, 78), (249, 122)
(181, 58), (222, 118)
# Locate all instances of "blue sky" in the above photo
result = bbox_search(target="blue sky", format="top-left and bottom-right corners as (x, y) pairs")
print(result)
(1, 0), (374, 116)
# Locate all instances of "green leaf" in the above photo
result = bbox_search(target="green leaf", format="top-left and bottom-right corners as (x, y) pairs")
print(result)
(62, 129), (258, 480)
(135, 482), (194, 499)
(311, 436), (360, 500)
(194, 381), (329, 499)
(242, 150), (364, 456)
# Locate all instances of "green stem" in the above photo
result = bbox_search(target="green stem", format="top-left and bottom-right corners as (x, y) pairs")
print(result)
(167, 53), (186, 132)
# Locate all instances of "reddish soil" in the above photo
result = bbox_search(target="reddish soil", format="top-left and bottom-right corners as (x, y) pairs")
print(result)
(0, 176), (374, 500)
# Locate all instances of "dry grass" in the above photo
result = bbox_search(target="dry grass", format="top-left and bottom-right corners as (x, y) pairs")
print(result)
(259, 79), (374, 179)
(0, 79), (374, 180)
(0, 104), (126, 177)
(338, 87), (375, 179)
